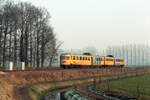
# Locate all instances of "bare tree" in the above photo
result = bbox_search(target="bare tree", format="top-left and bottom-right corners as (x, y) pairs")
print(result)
(0, 1), (58, 68)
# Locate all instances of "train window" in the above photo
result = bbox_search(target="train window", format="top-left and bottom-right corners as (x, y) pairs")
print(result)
(86, 57), (87, 60)
(107, 59), (113, 61)
(96, 58), (98, 61)
(80, 57), (82, 60)
(79, 56), (81, 60)
(73, 56), (75, 60)
(83, 57), (85, 60)
(77, 56), (79, 60)
(116, 59), (120, 62)
(120, 59), (123, 62)
(71, 56), (72, 60)
(88, 57), (90, 61)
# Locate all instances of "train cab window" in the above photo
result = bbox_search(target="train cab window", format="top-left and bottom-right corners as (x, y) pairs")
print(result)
(73, 56), (75, 60)
(60, 56), (65, 60)
(66, 56), (69, 60)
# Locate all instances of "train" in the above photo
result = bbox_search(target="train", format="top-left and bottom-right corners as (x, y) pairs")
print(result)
(60, 53), (124, 69)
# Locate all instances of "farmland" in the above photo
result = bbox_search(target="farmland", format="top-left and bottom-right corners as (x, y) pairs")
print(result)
(98, 74), (150, 100)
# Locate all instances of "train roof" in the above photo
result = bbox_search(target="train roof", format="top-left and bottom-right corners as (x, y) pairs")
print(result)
(60, 53), (92, 56)
(60, 53), (124, 59)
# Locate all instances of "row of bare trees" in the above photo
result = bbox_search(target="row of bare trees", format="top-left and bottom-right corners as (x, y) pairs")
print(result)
(0, 1), (59, 68)
(105, 44), (150, 66)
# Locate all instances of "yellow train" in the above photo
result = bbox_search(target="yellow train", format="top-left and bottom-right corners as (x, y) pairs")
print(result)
(60, 54), (124, 69)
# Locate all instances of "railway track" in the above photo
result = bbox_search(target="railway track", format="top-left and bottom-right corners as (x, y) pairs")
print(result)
(0, 66), (125, 72)
(0, 66), (146, 72)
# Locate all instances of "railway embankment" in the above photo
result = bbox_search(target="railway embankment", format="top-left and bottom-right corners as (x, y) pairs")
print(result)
(0, 67), (149, 100)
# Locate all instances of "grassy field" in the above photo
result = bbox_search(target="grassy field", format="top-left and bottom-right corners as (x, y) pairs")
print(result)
(98, 74), (150, 100)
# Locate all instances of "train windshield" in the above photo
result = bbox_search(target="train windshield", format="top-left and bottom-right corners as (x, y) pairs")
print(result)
(60, 56), (69, 60)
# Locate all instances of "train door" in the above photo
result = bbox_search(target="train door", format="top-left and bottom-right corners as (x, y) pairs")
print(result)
(91, 57), (93, 65)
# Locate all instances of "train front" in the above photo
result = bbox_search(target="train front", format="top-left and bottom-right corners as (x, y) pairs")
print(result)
(60, 54), (71, 69)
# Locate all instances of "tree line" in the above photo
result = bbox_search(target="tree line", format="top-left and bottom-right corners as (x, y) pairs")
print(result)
(105, 44), (150, 66)
(0, 1), (59, 68)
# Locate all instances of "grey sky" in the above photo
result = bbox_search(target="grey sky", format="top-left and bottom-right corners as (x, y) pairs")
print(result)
(15, 0), (150, 50)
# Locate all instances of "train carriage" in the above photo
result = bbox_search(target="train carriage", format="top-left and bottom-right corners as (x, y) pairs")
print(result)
(60, 54), (93, 69)
(60, 54), (124, 69)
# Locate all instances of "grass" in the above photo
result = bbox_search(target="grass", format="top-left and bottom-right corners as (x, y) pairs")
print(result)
(28, 71), (148, 100)
(98, 74), (150, 100)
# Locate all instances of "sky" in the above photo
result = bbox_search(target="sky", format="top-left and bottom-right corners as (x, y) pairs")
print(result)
(15, 0), (150, 51)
